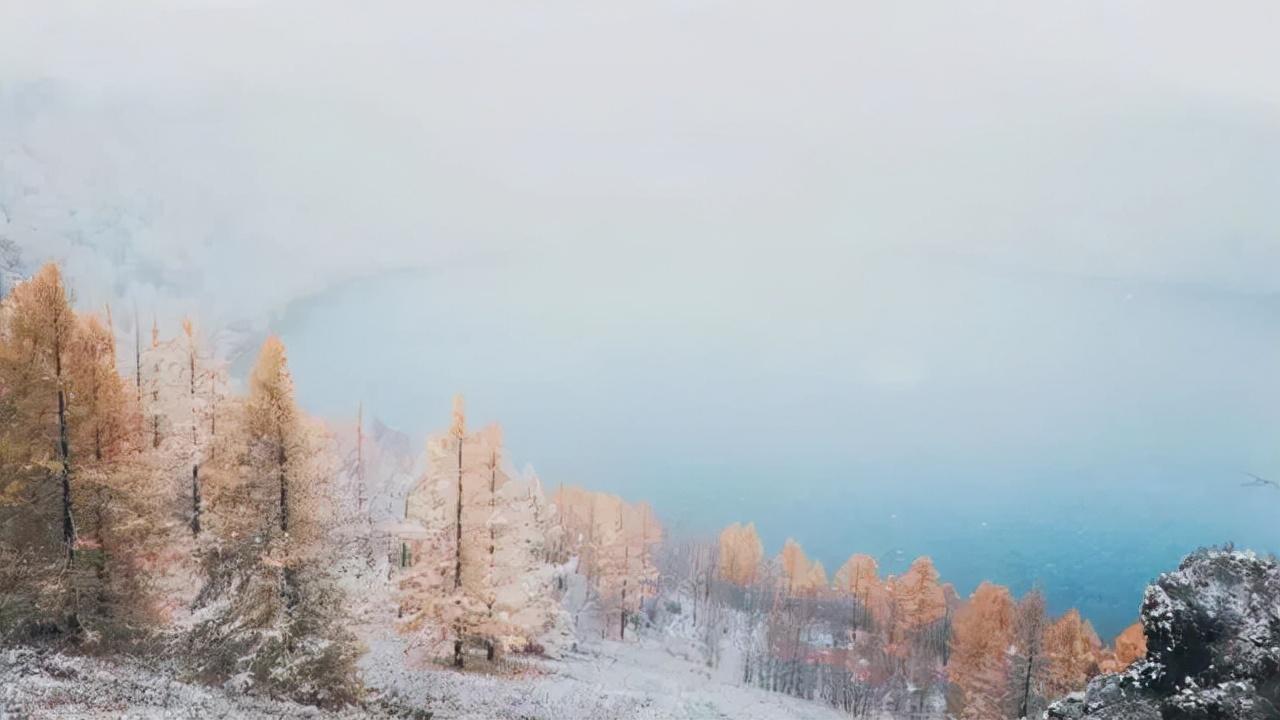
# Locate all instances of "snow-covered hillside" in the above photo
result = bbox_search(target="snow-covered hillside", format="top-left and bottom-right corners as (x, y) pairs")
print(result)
(2, 639), (848, 720)
(359, 633), (849, 720)
(0, 647), (378, 719)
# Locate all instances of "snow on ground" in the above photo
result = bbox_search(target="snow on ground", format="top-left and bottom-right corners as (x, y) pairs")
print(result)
(359, 630), (848, 720)
(2, 636), (849, 719)
(0, 646), (378, 719)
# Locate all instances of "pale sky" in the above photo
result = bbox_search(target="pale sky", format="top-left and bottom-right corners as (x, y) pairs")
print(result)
(3, 0), (1279, 635)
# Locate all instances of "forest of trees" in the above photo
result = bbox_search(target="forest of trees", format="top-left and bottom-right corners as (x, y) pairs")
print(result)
(0, 262), (1146, 717)
(0, 264), (361, 704)
(694, 523), (1147, 718)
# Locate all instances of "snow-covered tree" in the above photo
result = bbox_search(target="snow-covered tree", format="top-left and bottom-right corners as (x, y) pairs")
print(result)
(400, 398), (569, 665)
(398, 460), (486, 666)
(552, 483), (662, 640)
(127, 320), (233, 620)
(192, 337), (359, 706)
(485, 474), (571, 656)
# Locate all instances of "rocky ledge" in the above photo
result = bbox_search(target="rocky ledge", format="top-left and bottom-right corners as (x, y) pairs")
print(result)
(1048, 548), (1280, 720)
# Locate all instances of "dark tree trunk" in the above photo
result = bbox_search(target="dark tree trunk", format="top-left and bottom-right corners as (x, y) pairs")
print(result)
(277, 427), (292, 611)
(278, 432), (288, 533)
(453, 437), (464, 669)
(190, 349), (201, 536)
(621, 545), (628, 640)
(93, 490), (108, 610)
(454, 439), (462, 588)
(134, 309), (142, 407)
(190, 464), (201, 536)
(1019, 646), (1036, 719)
(55, 342), (74, 565)
(487, 450), (496, 661)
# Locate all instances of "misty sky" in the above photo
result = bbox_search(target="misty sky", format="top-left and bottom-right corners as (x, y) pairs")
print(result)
(3, 1), (1279, 636)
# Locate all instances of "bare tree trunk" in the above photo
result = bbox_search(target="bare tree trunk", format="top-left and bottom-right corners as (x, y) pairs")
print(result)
(93, 487), (108, 611)
(55, 334), (74, 566)
(639, 513), (647, 603)
(209, 375), (216, 453)
(691, 547), (701, 627)
(942, 605), (953, 666)
(620, 544), (628, 640)
(92, 361), (101, 461)
(88, 393), (109, 614)
(275, 425), (294, 618)
(190, 343), (201, 536)
(1019, 645), (1036, 719)
(278, 432), (288, 533)
(486, 449), (496, 662)
(453, 437), (464, 668)
(191, 465), (201, 536)
(454, 439), (463, 588)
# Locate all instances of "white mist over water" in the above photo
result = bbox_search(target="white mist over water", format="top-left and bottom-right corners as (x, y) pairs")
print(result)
(274, 260), (1280, 638)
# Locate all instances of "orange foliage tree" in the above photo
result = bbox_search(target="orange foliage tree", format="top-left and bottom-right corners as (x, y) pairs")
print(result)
(948, 581), (1015, 720)
(833, 553), (889, 630)
(1044, 609), (1103, 699)
(888, 556), (947, 649)
(717, 522), (764, 586)
(777, 538), (827, 597)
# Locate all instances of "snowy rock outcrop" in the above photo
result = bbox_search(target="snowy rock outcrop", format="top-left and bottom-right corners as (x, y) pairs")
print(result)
(1048, 548), (1280, 720)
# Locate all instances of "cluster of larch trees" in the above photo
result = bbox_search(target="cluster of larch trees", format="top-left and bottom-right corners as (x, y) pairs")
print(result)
(711, 522), (1147, 718)
(550, 483), (662, 641)
(0, 263), (360, 705)
(395, 396), (571, 668)
(0, 263), (145, 638)
(0, 263), (639, 687)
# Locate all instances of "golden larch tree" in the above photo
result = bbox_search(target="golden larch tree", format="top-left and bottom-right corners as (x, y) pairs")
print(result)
(947, 581), (1015, 720)
(888, 556), (947, 650)
(193, 336), (359, 705)
(777, 538), (824, 596)
(2, 264), (78, 564)
(718, 522), (763, 586)
(1044, 609), (1103, 700)
(833, 553), (888, 629)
